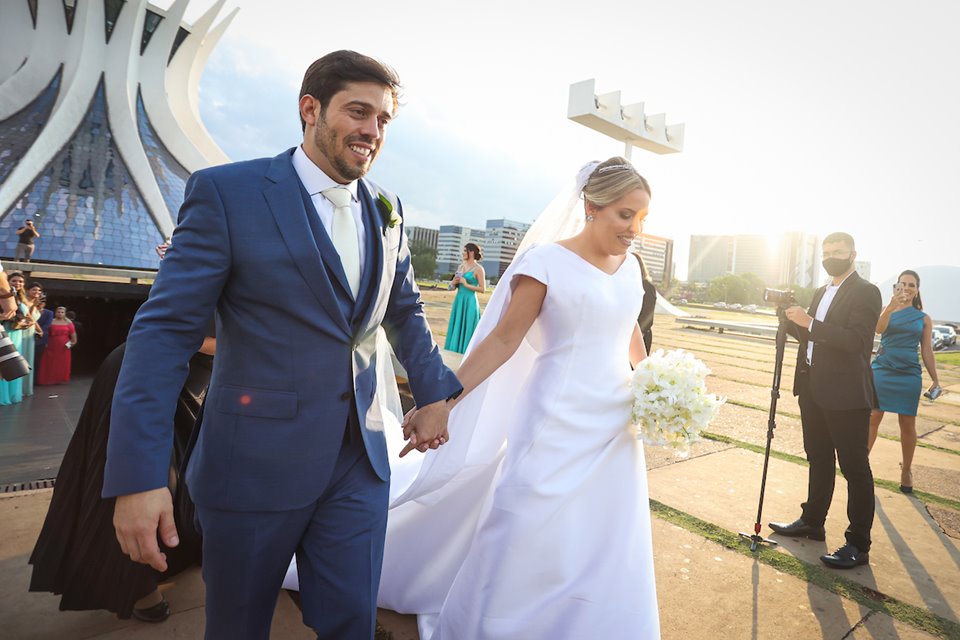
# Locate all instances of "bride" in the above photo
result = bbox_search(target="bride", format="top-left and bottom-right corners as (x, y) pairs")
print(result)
(378, 156), (660, 638)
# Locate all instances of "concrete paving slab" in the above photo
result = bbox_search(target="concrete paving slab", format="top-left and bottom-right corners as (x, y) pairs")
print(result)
(920, 425), (960, 452)
(0, 491), (314, 639)
(648, 447), (960, 624)
(651, 518), (937, 640)
(704, 403), (960, 502)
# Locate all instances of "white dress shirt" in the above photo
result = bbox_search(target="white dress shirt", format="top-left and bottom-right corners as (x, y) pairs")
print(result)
(807, 271), (855, 364)
(291, 146), (366, 270)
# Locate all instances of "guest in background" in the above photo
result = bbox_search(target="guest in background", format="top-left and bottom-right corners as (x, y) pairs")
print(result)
(20, 281), (43, 396)
(65, 310), (83, 340)
(0, 262), (18, 321)
(868, 270), (940, 493)
(35, 296), (54, 377)
(155, 238), (171, 260)
(15, 218), (40, 262)
(30, 332), (213, 621)
(20, 281), (44, 396)
(37, 306), (77, 385)
(444, 242), (485, 354)
(0, 271), (30, 404)
(633, 252), (657, 353)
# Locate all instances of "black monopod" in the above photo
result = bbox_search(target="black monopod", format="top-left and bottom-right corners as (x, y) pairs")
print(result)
(738, 288), (797, 552)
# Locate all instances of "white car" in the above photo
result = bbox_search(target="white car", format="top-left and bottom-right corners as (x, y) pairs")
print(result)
(931, 330), (945, 351)
(933, 325), (956, 346)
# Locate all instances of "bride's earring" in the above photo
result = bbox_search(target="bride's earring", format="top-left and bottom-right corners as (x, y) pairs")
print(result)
(585, 214), (595, 222)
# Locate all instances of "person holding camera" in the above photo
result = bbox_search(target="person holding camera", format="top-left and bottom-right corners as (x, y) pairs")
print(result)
(0, 271), (31, 404)
(15, 218), (40, 262)
(769, 232), (882, 569)
(868, 270), (940, 493)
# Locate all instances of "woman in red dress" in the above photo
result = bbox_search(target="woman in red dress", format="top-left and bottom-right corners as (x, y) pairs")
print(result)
(37, 306), (77, 385)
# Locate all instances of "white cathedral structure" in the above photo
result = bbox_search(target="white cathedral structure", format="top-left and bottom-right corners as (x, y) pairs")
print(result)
(0, 0), (236, 268)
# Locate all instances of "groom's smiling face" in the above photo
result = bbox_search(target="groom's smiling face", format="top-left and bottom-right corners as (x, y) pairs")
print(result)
(303, 81), (395, 184)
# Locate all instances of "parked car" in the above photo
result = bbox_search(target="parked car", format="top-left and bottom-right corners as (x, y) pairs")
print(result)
(933, 325), (957, 346)
(677, 298), (688, 305)
(730, 303), (742, 310)
(744, 304), (758, 313)
(713, 302), (728, 309)
(931, 330), (945, 351)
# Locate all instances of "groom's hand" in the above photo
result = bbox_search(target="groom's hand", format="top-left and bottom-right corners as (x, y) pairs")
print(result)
(114, 487), (179, 572)
(399, 401), (450, 457)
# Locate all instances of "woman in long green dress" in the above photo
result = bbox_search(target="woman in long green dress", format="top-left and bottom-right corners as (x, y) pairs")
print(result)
(444, 242), (486, 354)
(868, 270), (940, 493)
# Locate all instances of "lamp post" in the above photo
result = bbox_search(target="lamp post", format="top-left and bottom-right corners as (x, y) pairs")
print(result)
(567, 79), (684, 159)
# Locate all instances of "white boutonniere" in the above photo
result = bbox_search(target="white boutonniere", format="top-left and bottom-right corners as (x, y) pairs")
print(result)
(377, 194), (402, 233)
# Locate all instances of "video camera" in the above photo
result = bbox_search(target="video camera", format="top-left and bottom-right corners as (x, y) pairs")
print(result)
(764, 288), (797, 308)
(764, 288), (798, 322)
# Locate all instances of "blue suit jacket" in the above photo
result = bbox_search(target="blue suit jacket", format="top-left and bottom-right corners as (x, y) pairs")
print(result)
(103, 149), (461, 511)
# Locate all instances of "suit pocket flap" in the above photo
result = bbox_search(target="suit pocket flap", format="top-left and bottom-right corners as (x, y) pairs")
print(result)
(216, 386), (298, 419)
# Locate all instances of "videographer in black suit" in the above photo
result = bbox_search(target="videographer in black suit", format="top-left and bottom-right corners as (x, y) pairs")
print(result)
(769, 232), (882, 569)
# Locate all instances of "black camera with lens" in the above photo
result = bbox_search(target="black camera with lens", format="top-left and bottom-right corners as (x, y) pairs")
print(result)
(0, 327), (31, 381)
(764, 288), (797, 307)
(764, 288), (799, 322)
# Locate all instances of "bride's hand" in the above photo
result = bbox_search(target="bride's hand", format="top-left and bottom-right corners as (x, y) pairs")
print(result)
(399, 430), (447, 458)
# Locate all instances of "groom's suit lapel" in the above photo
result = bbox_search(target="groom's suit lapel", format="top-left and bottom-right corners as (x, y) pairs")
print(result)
(263, 151), (351, 338)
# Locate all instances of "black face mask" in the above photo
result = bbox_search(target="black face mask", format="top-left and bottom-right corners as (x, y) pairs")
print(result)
(822, 257), (852, 277)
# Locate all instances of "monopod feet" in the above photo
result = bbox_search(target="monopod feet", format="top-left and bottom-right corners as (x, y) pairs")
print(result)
(739, 531), (778, 553)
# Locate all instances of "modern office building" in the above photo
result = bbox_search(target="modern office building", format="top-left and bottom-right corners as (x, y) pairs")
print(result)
(406, 225), (438, 251)
(482, 218), (530, 279)
(687, 235), (732, 283)
(776, 232), (821, 288)
(631, 232), (673, 288)
(0, 0), (236, 268)
(436, 224), (485, 275)
(687, 232), (820, 287)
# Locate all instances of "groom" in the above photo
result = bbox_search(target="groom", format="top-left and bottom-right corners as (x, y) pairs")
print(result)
(103, 51), (462, 638)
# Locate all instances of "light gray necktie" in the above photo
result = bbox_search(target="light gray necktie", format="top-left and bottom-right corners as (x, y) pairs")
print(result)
(321, 186), (360, 296)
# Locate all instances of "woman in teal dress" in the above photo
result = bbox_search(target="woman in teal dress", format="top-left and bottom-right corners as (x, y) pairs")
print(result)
(444, 242), (486, 354)
(868, 270), (940, 493)
(21, 281), (44, 396)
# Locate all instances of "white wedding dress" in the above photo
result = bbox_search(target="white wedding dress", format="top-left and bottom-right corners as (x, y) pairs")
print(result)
(376, 243), (661, 639)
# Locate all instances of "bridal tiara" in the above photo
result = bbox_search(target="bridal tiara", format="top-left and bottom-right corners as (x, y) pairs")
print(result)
(597, 164), (635, 174)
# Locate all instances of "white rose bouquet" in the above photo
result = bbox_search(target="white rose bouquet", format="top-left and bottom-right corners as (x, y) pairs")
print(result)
(630, 349), (724, 454)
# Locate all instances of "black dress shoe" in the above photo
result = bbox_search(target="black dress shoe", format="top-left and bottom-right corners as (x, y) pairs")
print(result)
(768, 518), (826, 541)
(132, 597), (170, 623)
(820, 543), (869, 569)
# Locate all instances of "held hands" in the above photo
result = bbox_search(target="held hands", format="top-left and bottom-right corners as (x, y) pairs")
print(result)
(399, 401), (451, 457)
(113, 487), (180, 572)
(784, 305), (813, 329)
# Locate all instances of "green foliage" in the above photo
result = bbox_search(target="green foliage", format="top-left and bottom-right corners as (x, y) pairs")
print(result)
(706, 273), (817, 308)
(934, 351), (960, 367)
(409, 242), (437, 278)
(707, 273), (764, 304)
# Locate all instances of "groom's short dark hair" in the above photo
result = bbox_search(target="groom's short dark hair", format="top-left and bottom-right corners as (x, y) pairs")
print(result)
(299, 50), (401, 131)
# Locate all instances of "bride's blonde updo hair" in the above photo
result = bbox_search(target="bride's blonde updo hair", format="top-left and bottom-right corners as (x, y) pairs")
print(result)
(582, 157), (651, 209)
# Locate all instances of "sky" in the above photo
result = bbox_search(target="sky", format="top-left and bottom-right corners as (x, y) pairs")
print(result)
(171, 0), (960, 283)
